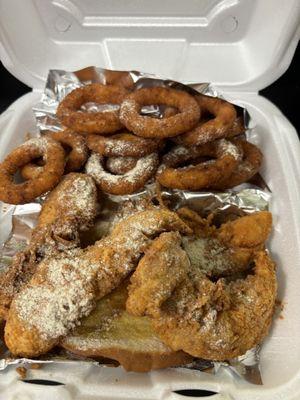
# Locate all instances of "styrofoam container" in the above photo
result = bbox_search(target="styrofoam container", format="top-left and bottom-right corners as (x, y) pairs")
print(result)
(0, 1), (300, 399)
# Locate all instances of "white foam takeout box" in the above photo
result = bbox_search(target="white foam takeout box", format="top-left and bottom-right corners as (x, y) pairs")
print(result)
(0, 1), (300, 399)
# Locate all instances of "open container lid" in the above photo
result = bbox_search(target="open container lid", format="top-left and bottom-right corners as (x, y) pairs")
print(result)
(0, 0), (299, 91)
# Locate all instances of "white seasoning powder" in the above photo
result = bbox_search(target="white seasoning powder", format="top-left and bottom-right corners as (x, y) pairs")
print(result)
(86, 153), (158, 187)
(218, 139), (241, 160)
(15, 254), (98, 340)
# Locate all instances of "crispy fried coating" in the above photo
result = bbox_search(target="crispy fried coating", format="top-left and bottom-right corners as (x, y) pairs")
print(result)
(127, 233), (277, 360)
(4, 209), (191, 357)
(177, 209), (272, 277)
(127, 232), (189, 318)
(84, 208), (191, 299)
(61, 281), (192, 372)
(0, 173), (98, 319)
(152, 251), (277, 360)
(37, 172), (98, 229)
(216, 210), (272, 249)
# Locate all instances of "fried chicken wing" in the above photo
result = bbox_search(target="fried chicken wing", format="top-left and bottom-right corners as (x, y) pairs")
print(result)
(4, 208), (191, 357)
(127, 231), (277, 360)
(152, 251), (277, 360)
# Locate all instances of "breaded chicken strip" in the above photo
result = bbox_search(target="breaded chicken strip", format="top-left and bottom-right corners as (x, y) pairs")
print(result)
(4, 209), (190, 357)
(0, 173), (98, 319)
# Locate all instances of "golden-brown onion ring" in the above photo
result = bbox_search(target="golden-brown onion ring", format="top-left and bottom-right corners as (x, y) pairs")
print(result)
(56, 83), (128, 134)
(156, 139), (241, 191)
(120, 87), (200, 138)
(87, 132), (163, 158)
(0, 137), (65, 204)
(211, 139), (263, 189)
(174, 94), (237, 146)
(21, 130), (88, 180)
(86, 152), (159, 195)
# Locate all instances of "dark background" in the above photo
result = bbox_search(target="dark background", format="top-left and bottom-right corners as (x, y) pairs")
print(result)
(0, 43), (299, 134)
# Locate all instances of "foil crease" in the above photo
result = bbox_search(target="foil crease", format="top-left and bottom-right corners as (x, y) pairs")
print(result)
(0, 67), (268, 385)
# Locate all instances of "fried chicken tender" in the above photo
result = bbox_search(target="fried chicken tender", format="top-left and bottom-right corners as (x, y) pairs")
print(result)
(0, 173), (98, 319)
(216, 210), (272, 249)
(127, 232), (189, 317)
(127, 233), (277, 360)
(5, 209), (191, 357)
(37, 172), (98, 230)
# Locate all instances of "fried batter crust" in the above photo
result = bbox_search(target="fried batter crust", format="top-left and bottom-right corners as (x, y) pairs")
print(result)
(127, 232), (277, 360)
(0, 173), (98, 319)
(177, 208), (272, 277)
(4, 209), (191, 357)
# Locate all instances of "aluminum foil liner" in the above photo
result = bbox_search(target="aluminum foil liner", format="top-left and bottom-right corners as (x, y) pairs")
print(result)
(0, 67), (270, 385)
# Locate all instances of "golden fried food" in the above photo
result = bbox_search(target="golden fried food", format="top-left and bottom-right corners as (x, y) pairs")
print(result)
(176, 207), (215, 237)
(127, 232), (189, 318)
(56, 83), (128, 134)
(21, 130), (88, 179)
(86, 152), (159, 195)
(176, 209), (272, 277)
(216, 210), (272, 250)
(211, 139), (263, 190)
(61, 281), (192, 372)
(0, 218), (80, 320)
(120, 87), (200, 138)
(156, 140), (241, 191)
(0, 137), (65, 205)
(4, 209), (191, 357)
(0, 173), (98, 320)
(174, 94), (237, 146)
(87, 132), (162, 158)
(37, 172), (98, 229)
(127, 233), (277, 360)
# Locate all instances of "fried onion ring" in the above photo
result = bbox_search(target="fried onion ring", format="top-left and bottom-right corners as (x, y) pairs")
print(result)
(227, 116), (246, 137)
(0, 137), (65, 204)
(86, 132), (162, 157)
(86, 152), (159, 195)
(56, 83), (128, 134)
(103, 70), (134, 89)
(174, 94), (237, 146)
(106, 156), (137, 175)
(156, 139), (241, 191)
(211, 139), (263, 189)
(21, 130), (88, 180)
(119, 87), (200, 138)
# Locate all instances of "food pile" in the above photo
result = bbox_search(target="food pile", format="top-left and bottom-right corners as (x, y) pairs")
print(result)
(0, 78), (277, 373)
(0, 82), (262, 202)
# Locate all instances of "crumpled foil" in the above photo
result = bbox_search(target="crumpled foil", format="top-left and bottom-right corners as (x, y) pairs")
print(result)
(0, 67), (270, 385)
